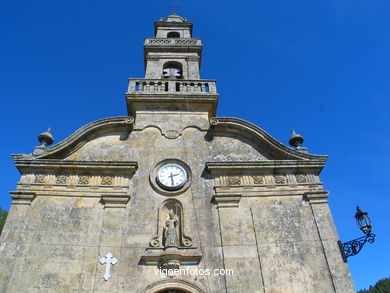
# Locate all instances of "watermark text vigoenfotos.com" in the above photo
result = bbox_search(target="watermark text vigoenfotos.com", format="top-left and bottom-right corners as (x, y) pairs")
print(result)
(154, 267), (234, 277)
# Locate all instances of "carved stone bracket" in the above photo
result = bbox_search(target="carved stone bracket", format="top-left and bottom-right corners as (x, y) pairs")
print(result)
(303, 190), (329, 204)
(101, 194), (131, 209)
(163, 130), (181, 139)
(212, 193), (241, 208)
(10, 191), (36, 205)
(140, 247), (202, 269)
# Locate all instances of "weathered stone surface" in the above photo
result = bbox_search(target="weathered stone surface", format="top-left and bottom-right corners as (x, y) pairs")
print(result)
(0, 13), (355, 293)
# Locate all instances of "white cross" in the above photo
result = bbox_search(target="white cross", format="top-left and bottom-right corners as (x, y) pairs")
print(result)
(99, 252), (118, 281)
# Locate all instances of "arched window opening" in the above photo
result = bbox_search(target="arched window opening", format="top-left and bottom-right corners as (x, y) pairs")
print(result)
(163, 61), (183, 79)
(167, 31), (180, 38)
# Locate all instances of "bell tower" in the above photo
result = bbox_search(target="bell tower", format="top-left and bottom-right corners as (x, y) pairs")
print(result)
(145, 14), (201, 80)
(126, 14), (218, 135)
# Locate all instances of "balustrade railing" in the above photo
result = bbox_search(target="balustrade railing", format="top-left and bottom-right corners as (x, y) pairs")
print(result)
(144, 38), (202, 46)
(128, 79), (217, 95)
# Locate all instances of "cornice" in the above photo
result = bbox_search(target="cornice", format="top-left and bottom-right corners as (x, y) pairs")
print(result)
(13, 159), (138, 175)
(205, 160), (326, 175)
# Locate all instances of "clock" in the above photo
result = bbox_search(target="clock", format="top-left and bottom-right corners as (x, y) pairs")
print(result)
(157, 163), (188, 190)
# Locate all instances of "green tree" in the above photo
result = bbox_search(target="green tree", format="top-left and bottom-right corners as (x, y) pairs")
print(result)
(0, 206), (8, 235)
(358, 277), (390, 293)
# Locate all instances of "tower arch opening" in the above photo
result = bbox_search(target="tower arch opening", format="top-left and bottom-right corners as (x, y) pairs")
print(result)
(163, 61), (183, 79)
(167, 31), (180, 38)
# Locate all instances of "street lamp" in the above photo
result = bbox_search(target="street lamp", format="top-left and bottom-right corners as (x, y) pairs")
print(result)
(338, 206), (376, 262)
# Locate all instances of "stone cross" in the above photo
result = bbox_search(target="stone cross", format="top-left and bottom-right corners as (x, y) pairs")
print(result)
(99, 252), (118, 281)
(169, 3), (180, 14)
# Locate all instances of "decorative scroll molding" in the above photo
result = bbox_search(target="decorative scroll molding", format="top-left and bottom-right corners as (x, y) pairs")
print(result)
(164, 130), (181, 139)
(209, 117), (328, 162)
(12, 117), (134, 160)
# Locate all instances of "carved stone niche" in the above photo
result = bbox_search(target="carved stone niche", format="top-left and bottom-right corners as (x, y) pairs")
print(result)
(140, 199), (202, 269)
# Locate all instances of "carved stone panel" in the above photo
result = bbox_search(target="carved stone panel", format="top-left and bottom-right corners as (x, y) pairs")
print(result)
(56, 175), (67, 184)
(227, 176), (241, 185)
(296, 175), (307, 183)
(78, 176), (90, 185)
(275, 175), (287, 184)
(101, 176), (114, 185)
(252, 175), (264, 185)
(34, 174), (45, 184)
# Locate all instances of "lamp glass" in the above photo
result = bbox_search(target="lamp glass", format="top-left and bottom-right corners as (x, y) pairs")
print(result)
(355, 207), (371, 235)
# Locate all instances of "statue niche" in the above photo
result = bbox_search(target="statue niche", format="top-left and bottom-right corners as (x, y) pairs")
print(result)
(141, 199), (202, 269)
(149, 199), (192, 249)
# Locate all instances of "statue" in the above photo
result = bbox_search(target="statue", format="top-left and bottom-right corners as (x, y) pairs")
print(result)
(163, 210), (179, 247)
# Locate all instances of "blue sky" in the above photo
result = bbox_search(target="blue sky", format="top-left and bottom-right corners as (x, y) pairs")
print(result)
(0, 0), (389, 290)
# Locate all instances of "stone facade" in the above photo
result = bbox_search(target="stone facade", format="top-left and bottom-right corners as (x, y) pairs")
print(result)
(0, 14), (355, 293)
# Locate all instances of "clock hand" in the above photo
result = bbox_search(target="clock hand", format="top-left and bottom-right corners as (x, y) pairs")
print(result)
(168, 173), (179, 186)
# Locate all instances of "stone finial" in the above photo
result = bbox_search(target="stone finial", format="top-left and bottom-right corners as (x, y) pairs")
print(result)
(289, 130), (308, 153)
(38, 128), (54, 147)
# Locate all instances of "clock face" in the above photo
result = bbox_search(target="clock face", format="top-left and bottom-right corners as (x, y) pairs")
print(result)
(157, 164), (187, 190)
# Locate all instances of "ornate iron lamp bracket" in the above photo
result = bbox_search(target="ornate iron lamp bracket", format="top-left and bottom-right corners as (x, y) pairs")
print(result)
(338, 233), (376, 263)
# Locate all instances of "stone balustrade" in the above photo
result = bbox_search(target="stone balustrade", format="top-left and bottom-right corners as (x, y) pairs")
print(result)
(144, 38), (202, 46)
(128, 79), (217, 95)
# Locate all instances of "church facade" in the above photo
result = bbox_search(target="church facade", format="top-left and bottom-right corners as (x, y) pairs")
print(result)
(0, 14), (355, 293)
